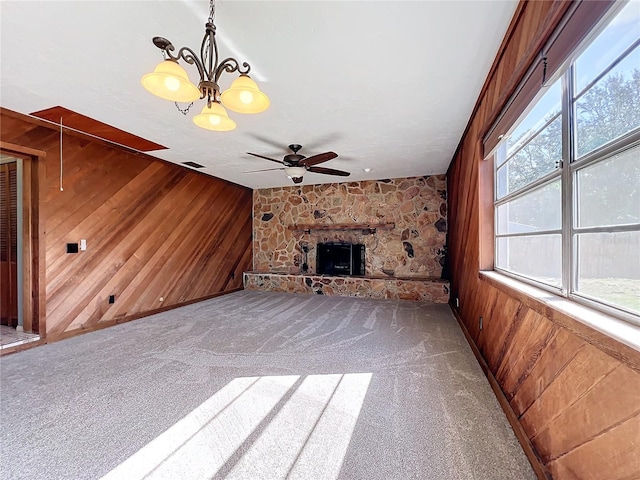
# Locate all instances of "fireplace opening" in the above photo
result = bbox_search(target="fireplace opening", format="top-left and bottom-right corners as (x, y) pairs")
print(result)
(316, 242), (365, 276)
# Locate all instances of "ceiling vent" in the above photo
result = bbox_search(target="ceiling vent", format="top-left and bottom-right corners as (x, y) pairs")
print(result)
(182, 161), (205, 169)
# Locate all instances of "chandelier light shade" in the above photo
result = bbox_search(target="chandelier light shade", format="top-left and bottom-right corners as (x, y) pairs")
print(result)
(141, 0), (269, 131)
(141, 60), (200, 103)
(193, 101), (236, 131)
(220, 74), (270, 114)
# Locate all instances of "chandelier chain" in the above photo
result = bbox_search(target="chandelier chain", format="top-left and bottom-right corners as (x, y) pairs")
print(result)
(209, 0), (215, 23)
(175, 101), (195, 115)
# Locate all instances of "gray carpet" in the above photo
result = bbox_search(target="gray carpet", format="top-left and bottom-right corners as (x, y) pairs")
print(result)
(0, 291), (535, 480)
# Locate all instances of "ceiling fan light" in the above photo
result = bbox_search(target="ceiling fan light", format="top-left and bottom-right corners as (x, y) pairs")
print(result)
(193, 102), (237, 131)
(141, 60), (201, 103)
(284, 166), (306, 179)
(221, 75), (270, 114)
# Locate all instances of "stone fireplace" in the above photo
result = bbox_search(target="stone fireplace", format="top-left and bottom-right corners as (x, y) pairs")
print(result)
(247, 175), (450, 302)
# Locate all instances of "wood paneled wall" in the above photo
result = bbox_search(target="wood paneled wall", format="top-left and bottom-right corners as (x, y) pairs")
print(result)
(446, 1), (640, 479)
(1, 108), (253, 339)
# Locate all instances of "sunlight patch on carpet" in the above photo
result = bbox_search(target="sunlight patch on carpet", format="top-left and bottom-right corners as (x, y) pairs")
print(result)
(99, 373), (372, 480)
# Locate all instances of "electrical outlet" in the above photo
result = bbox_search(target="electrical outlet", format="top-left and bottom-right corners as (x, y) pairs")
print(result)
(80, 239), (87, 251)
(108, 295), (115, 304)
(479, 316), (483, 331)
(159, 297), (164, 302)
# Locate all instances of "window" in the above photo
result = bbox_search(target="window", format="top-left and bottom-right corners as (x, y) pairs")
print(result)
(494, 1), (640, 323)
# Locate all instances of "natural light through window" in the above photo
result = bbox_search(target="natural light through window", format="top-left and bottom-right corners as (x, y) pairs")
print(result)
(99, 373), (372, 480)
(494, 1), (640, 323)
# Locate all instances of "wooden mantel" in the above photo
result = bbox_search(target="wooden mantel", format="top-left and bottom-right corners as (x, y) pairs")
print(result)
(288, 222), (395, 233)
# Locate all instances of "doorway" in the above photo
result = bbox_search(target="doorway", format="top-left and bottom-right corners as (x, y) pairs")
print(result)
(0, 144), (45, 350)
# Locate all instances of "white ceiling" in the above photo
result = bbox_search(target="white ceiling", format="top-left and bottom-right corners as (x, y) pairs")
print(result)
(0, 1), (517, 189)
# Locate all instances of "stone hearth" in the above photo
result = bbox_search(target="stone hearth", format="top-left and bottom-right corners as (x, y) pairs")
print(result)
(244, 272), (449, 303)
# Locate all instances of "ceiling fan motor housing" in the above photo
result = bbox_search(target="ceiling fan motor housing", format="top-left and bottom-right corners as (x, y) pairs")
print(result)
(283, 154), (306, 166)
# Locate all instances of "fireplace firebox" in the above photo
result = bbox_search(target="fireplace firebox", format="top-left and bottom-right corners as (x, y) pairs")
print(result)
(316, 242), (365, 276)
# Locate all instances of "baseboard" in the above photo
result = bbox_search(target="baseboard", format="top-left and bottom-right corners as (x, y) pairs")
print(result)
(0, 338), (46, 357)
(46, 288), (244, 344)
(449, 305), (551, 480)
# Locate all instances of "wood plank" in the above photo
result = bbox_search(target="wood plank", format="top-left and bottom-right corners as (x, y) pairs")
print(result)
(21, 159), (33, 332)
(480, 293), (523, 374)
(46, 167), (189, 332)
(64, 173), (207, 329)
(546, 414), (640, 480)
(531, 363), (640, 464)
(91, 177), (221, 323)
(519, 344), (619, 440)
(510, 328), (586, 416)
(500, 315), (558, 401)
(30, 106), (167, 152)
(44, 162), (172, 305)
(287, 222), (395, 231)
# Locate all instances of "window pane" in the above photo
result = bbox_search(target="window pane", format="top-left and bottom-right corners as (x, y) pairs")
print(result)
(506, 80), (562, 157)
(496, 234), (562, 287)
(576, 144), (640, 228)
(496, 163), (507, 199)
(497, 116), (562, 198)
(497, 180), (561, 234)
(576, 231), (640, 315)
(575, 45), (640, 157)
(575, 1), (640, 95)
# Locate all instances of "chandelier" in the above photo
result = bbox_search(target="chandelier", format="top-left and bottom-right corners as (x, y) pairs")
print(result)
(141, 0), (269, 132)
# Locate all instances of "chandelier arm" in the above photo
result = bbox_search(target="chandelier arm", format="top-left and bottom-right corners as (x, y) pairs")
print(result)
(214, 58), (251, 83)
(172, 46), (206, 83)
(201, 24), (218, 83)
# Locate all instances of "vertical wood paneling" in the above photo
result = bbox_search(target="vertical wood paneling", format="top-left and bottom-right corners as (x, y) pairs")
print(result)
(0, 108), (253, 338)
(446, 1), (640, 478)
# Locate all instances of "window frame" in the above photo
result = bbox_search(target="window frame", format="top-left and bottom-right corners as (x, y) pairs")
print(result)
(492, 0), (640, 326)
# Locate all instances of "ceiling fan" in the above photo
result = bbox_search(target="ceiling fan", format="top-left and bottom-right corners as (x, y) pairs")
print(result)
(246, 144), (350, 184)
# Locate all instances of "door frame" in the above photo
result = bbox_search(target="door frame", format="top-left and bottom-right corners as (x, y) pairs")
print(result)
(0, 141), (46, 336)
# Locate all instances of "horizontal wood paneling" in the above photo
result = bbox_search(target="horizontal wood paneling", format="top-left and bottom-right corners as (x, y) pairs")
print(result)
(0, 108), (252, 338)
(446, 1), (640, 478)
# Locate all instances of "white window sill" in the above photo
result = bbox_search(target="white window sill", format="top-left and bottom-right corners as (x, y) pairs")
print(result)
(479, 271), (640, 371)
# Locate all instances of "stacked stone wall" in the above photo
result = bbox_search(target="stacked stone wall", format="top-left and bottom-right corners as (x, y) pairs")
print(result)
(253, 175), (447, 278)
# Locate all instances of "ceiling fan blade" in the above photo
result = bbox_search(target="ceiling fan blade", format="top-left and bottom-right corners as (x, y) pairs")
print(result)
(307, 166), (350, 177)
(299, 152), (338, 167)
(303, 133), (343, 151)
(243, 167), (285, 173)
(247, 133), (289, 152)
(246, 152), (285, 165)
